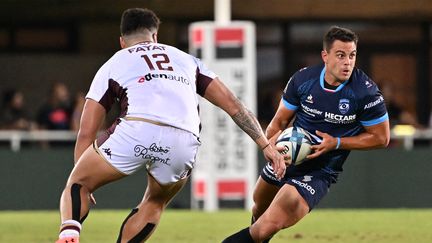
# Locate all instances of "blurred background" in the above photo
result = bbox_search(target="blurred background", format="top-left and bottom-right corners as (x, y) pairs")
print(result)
(0, 0), (431, 210)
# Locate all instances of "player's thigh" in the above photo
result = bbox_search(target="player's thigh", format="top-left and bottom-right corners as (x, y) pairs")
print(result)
(142, 173), (189, 205)
(67, 144), (126, 191)
(263, 184), (309, 227)
(253, 176), (280, 210)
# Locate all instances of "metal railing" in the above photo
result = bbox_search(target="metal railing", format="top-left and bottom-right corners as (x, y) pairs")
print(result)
(0, 128), (431, 152)
(0, 130), (77, 152)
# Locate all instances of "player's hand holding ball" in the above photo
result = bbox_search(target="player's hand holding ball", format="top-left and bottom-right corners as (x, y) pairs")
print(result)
(263, 130), (287, 180)
(307, 130), (339, 159)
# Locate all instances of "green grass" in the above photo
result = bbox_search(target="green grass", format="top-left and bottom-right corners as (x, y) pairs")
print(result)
(0, 209), (431, 243)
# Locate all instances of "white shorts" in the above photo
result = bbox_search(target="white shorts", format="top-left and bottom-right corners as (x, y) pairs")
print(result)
(94, 118), (201, 185)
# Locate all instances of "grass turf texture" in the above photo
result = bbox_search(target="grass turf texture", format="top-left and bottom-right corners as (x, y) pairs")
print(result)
(0, 209), (431, 243)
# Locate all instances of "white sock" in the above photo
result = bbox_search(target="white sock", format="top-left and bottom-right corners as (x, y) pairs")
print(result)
(59, 220), (82, 238)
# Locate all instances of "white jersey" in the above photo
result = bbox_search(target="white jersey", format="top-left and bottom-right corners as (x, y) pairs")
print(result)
(86, 41), (217, 136)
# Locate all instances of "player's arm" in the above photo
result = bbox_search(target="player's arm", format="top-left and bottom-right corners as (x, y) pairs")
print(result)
(203, 77), (286, 179)
(308, 120), (390, 159)
(339, 120), (390, 150)
(74, 99), (106, 163)
(266, 99), (296, 141)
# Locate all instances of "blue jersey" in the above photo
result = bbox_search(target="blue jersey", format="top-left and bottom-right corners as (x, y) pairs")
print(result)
(282, 64), (388, 174)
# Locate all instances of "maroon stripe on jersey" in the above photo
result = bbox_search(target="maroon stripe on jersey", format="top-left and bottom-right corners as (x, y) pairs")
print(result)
(96, 119), (121, 147)
(98, 79), (129, 117)
(195, 68), (213, 96)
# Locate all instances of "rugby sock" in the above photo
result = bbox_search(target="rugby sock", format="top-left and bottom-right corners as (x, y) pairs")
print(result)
(221, 227), (254, 243)
(59, 220), (81, 239)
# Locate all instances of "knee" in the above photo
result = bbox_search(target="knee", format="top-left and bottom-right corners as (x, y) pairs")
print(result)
(251, 219), (283, 241)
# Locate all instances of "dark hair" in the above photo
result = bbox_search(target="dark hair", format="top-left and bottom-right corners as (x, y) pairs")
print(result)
(120, 8), (160, 36)
(323, 26), (358, 52)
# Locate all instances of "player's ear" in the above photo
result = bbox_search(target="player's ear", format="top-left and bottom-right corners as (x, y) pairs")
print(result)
(321, 50), (328, 64)
(152, 33), (158, 43)
(120, 36), (126, 49)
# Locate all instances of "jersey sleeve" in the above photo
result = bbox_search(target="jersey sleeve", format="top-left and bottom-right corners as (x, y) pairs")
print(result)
(281, 71), (301, 111)
(358, 84), (389, 126)
(194, 57), (217, 96)
(85, 59), (113, 111)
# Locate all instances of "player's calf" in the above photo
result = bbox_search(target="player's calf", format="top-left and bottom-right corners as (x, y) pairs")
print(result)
(117, 208), (156, 243)
(58, 183), (90, 241)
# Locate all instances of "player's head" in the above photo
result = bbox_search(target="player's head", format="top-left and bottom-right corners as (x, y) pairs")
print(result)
(321, 26), (358, 83)
(323, 26), (358, 52)
(119, 8), (161, 48)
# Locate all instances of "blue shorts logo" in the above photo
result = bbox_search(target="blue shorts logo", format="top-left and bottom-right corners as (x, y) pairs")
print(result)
(338, 99), (350, 114)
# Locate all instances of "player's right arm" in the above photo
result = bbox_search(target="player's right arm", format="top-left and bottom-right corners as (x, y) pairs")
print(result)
(203, 77), (286, 179)
(74, 99), (106, 163)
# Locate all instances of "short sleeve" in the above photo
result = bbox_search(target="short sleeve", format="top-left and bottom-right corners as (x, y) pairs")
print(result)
(281, 72), (301, 111)
(358, 85), (389, 126)
(86, 60), (111, 103)
(194, 57), (217, 96)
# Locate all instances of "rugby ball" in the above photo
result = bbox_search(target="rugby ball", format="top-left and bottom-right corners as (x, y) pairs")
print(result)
(276, 127), (312, 166)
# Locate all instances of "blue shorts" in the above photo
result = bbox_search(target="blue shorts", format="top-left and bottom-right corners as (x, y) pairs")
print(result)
(260, 163), (338, 210)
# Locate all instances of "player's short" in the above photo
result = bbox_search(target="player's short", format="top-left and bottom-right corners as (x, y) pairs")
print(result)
(261, 163), (337, 210)
(94, 118), (201, 185)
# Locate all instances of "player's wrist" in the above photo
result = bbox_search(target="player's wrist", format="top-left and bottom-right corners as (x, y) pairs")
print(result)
(261, 143), (270, 150)
(335, 137), (341, 150)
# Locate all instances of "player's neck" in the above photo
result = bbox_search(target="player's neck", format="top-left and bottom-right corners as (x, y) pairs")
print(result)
(323, 80), (339, 90)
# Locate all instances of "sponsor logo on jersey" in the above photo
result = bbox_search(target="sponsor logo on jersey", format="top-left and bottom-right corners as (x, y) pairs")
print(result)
(338, 99), (350, 114)
(291, 178), (315, 195)
(365, 80), (373, 88)
(364, 95), (384, 110)
(324, 112), (356, 124)
(143, 73), (190, 85)
(301, 103), (323, 117)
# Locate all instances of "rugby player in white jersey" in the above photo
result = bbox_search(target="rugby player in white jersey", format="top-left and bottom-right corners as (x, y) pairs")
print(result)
(55, 8), (286, 243)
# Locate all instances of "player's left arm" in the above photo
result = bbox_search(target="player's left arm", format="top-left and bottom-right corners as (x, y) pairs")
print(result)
(308, 120), (390, 159)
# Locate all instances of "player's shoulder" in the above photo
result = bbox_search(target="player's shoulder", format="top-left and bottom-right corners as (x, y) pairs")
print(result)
(349, 67), (379, 96)
(293, 64), (323, 80)
(286, 64), (323, 90)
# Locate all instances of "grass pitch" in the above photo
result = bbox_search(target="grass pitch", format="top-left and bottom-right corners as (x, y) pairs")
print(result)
(0, 209), (431, 243)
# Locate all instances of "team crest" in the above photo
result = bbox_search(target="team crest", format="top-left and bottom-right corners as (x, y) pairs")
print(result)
(338, 99), (350, 114)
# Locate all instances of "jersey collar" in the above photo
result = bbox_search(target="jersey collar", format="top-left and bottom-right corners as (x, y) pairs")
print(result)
(320, 67), (348, 93)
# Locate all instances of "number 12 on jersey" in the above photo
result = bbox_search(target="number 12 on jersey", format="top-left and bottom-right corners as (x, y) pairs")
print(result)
(141, 54), (174, 71)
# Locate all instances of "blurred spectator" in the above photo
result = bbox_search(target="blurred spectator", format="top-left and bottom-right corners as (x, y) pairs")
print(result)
(381, 83), (418, 128)
(71, 91), (86, 132)
(0, 89), (35, 130)
(37, 82), (73, 130)
(257, 79), (285, 129)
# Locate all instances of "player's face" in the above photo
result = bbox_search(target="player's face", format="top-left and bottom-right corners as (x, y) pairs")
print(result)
(321, 40), (357, 84)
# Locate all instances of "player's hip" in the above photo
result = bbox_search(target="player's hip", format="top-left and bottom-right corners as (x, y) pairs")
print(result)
(94, 118), (201, 183)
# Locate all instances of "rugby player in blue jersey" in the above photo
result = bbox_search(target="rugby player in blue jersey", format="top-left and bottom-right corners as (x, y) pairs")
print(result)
(222, 26), (390, 242)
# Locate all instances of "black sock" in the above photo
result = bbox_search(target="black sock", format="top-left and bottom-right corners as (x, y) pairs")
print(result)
(222, 227), (254, 243)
